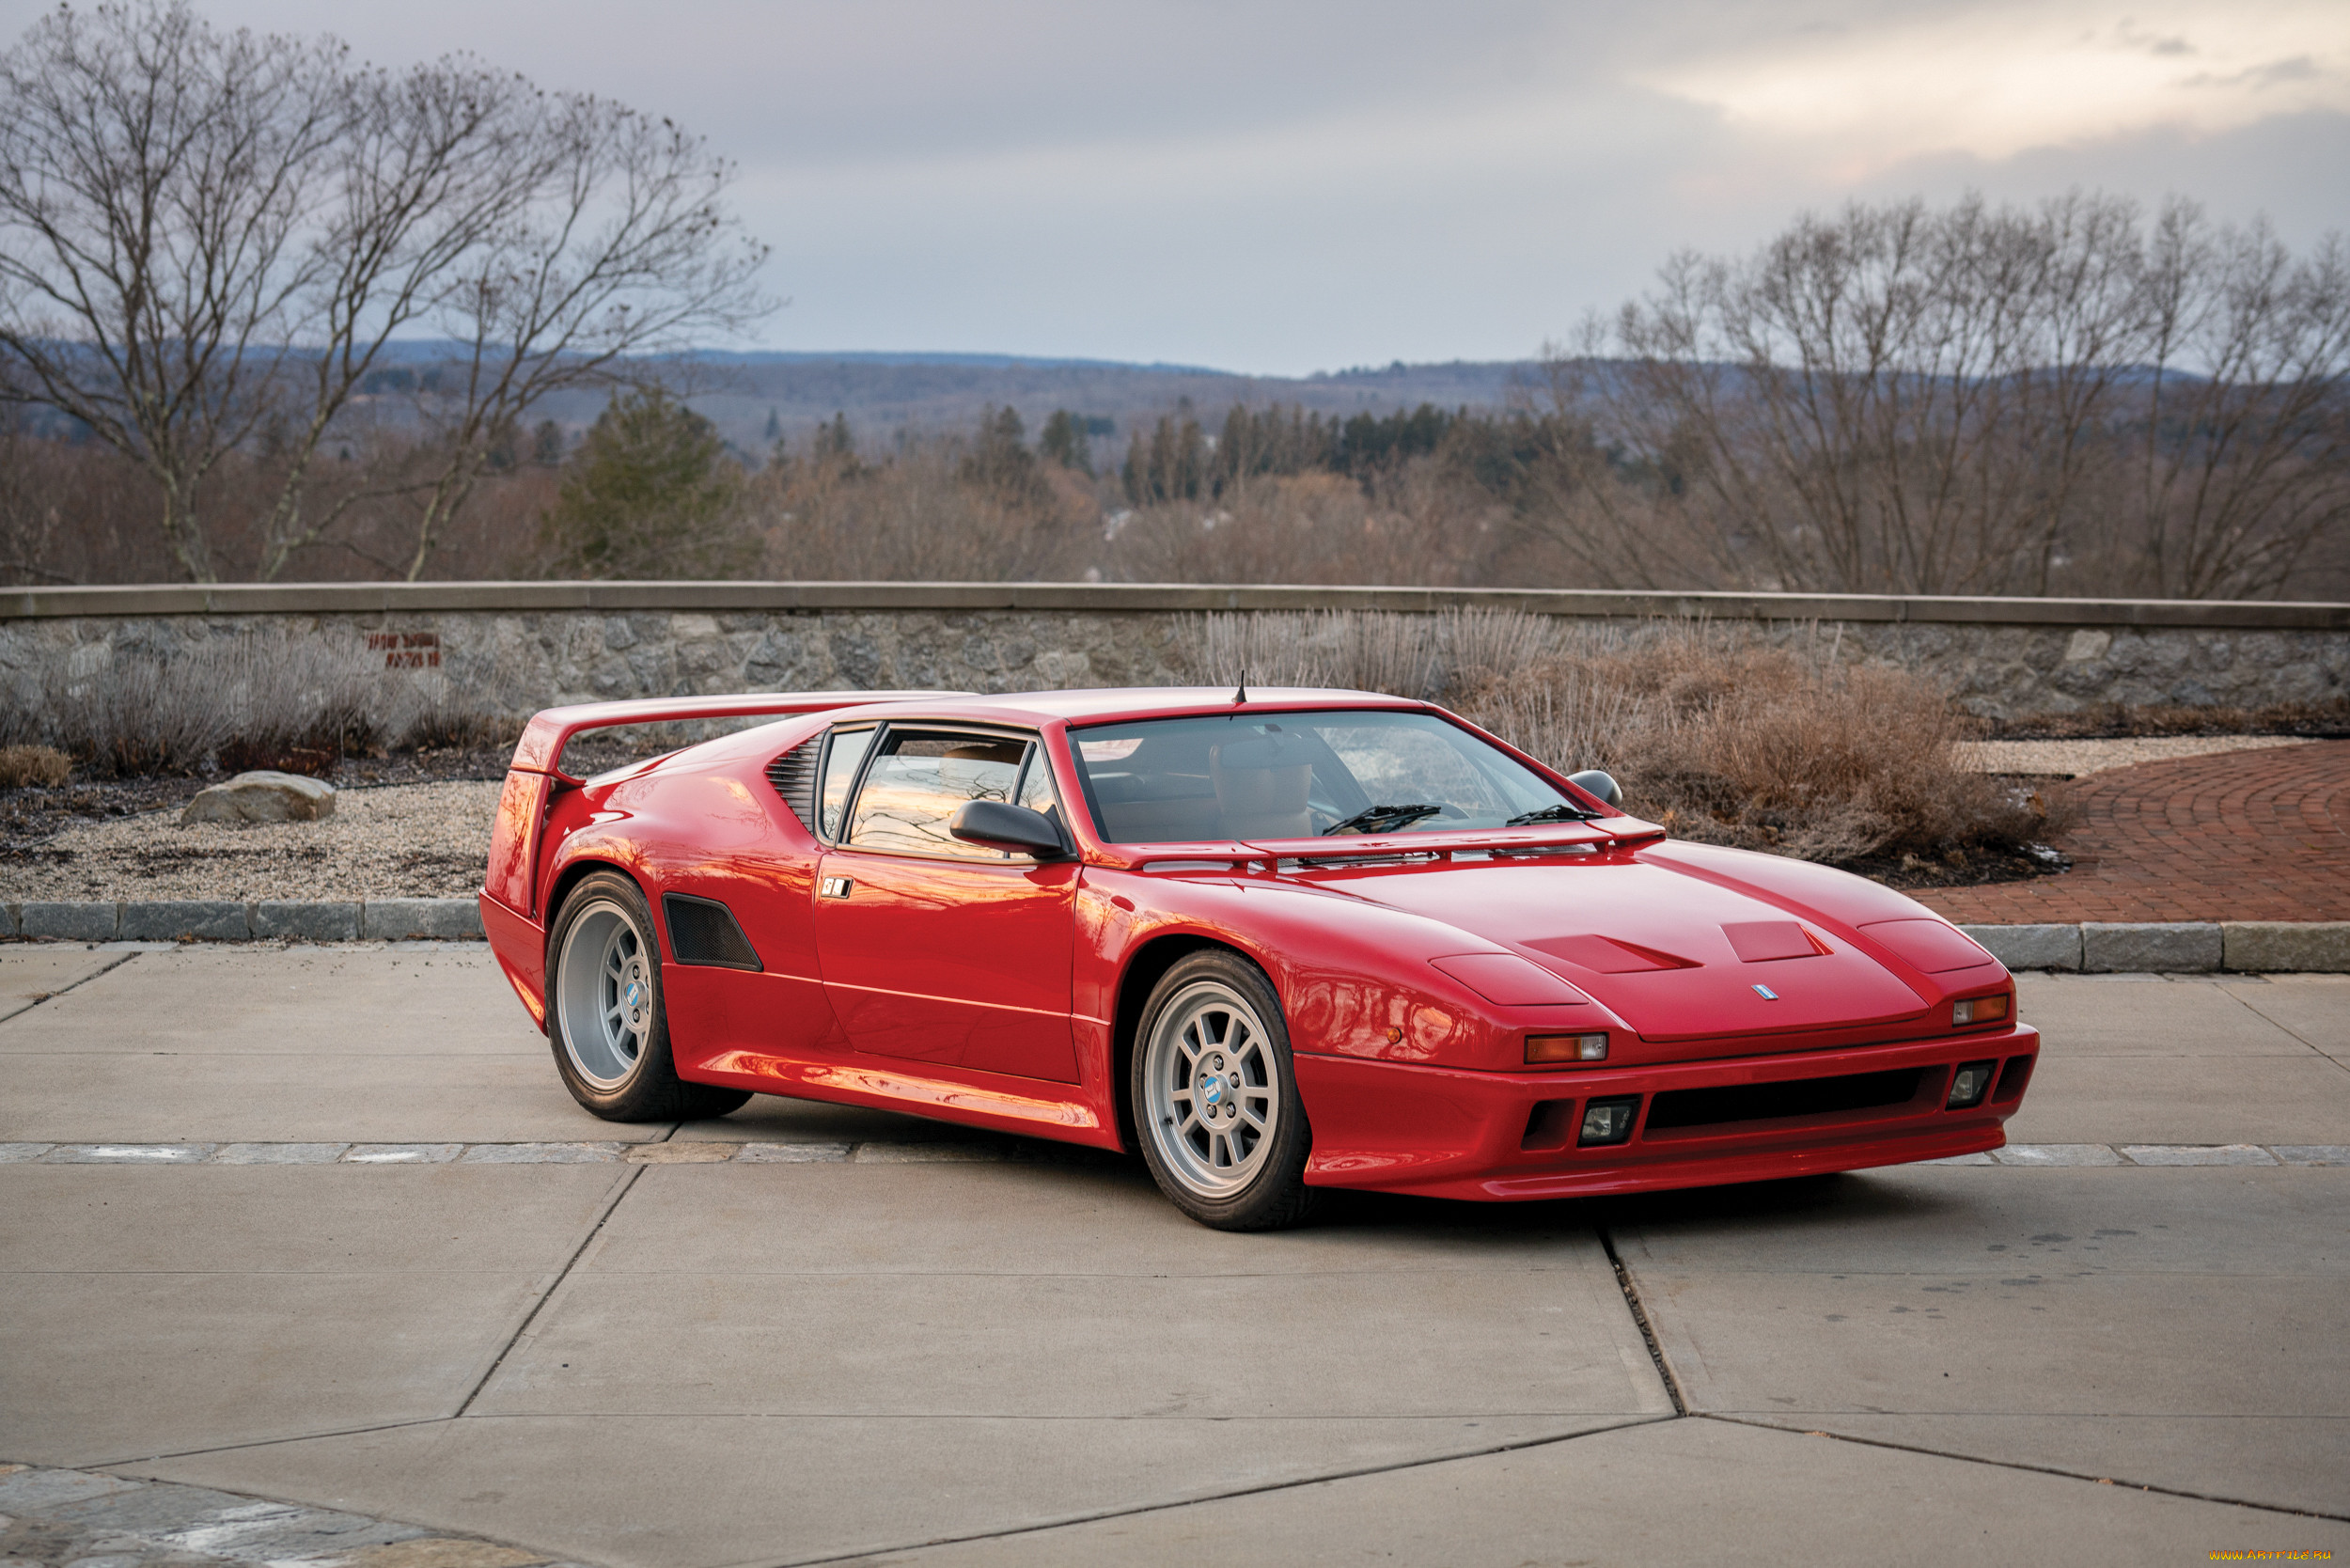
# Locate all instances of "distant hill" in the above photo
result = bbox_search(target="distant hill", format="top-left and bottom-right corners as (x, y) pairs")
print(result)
(522, 352), (1546, 458)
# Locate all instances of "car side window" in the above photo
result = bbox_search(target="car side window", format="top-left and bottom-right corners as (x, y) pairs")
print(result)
(1016, 747), (1062, 825)
(819, 727), (876, 839)
(846, 729), (1031, 858)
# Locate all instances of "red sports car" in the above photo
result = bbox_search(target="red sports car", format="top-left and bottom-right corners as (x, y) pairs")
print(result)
(480, 686), (2036, 1230)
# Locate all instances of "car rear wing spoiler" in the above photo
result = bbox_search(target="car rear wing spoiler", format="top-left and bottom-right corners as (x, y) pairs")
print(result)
(507, 690), (975, 781)
(482, 690), (969, 923)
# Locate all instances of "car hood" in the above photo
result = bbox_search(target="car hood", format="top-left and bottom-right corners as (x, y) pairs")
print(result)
(1281, 847), (1950, 1042)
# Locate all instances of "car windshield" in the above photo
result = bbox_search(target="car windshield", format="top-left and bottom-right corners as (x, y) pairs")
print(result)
(1068, 709), (1576, 844)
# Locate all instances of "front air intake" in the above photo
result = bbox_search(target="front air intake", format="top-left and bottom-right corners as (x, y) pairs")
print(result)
(662, 893), (763, 971)
(1644, 1068), (1923, 1133)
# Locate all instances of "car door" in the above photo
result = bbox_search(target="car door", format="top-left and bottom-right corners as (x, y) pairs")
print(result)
(812, 725), (1081, 1082)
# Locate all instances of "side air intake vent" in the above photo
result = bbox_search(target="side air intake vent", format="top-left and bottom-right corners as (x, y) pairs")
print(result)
(662, 894), (763, 971)
(766, 735), (821, 833)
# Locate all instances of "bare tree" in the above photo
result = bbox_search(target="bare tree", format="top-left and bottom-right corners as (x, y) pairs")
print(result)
(0, 1), (772, 584)
(1540, 194), (2349, 598)
(2120, 212), (2350, 598)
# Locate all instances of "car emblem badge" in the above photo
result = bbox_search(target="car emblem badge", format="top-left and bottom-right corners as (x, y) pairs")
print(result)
(1752, 983), (1779, 1000)
(1202, 1075), (1225, 1105)
(626, 981), (642, 1007)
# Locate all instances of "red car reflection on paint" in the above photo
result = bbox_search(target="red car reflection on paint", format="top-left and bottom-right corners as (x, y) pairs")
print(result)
(480, 687), (2036, 1231)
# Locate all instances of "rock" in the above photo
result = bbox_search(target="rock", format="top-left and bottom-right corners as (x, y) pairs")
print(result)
(180, 770), (336, 824)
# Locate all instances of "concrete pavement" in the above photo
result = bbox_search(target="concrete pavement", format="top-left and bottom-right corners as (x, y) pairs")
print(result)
(1, 946), (2344, 1566)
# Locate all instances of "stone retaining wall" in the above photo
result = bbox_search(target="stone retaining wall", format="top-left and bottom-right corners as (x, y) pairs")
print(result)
(5, 583), (2346, 719)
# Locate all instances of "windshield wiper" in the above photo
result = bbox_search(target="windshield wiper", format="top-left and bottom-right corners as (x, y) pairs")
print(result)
(1506, 803), (1600, 826)
(1325, 802), (1448, 836)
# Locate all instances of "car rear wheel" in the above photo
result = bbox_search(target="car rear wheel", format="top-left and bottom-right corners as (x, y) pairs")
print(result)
(547, 870), (752, 1122)
(1133, 950), (1319, 1231)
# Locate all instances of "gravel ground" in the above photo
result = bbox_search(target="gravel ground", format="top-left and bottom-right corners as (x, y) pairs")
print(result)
(0, 734), (2317, 902)
(1953, 734), (2314, 778)
(8, 780), (501, 901)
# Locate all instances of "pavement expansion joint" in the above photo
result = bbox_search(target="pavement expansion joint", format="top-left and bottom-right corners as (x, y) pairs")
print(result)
(88, 1419), (455, 1472)
(453, 1164), (649, 1418)
(1598, 1227), (1688, 1417)
(1700, 1415), (2350, 1526)
(5, 1140), (2342, 1166)
(2, 947), (139, 1015)
(744, 1415), (1679, 1568)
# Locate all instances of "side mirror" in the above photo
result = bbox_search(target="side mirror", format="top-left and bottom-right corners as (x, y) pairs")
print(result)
(1568, 769), (1622, 810)
(949, 799), (1071, 859)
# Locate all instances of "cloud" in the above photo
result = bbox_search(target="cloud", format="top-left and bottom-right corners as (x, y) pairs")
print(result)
(1637, 1), (2350, 171)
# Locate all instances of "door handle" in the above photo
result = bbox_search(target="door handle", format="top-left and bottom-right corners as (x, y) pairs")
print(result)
(820, 876), (854, 899)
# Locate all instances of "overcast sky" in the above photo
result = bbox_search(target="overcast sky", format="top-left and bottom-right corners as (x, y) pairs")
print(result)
(5, 0), (2343, 375)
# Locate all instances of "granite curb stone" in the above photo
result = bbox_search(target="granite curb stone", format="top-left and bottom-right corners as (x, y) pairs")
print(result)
(2223, 920), (2350, 972)
(2083, 921), (2225, 972)
(6, 907), (2350, 977)
(1959, 923), (2081, 971)
(17, 901), (119, 941)
(251, 901), (363, 941)
(3, 900), (484, 942)
(120, 901), (248, 942)
(2120, 1143), (2277, 1166)
(361, 899), (484, 941)
(8, 1137), (2339, 1166)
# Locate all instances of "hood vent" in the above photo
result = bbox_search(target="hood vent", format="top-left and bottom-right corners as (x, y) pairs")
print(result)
(1721, 920), (1832, 964)
(1526, 934), (1700, 974)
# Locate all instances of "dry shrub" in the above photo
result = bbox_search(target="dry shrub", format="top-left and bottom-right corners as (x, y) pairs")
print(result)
(1183, 609), (2062, 868)
(40, 631), (387, 776)
(26, 629), (535, 777)
(0, 745), (71, 787)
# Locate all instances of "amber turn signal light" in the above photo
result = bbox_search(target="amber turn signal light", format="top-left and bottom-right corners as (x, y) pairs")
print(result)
(1952, 995), (2010, 1026)
(1528, 1032), (1608, 1065)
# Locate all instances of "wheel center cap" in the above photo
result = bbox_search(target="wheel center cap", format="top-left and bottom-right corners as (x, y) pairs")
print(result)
(1200, 1074), (1226, 1106)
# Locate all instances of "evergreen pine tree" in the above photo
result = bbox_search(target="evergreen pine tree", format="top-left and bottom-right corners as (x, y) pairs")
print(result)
(1039, 409), (1094, 475)
(540, 389), (753, 578)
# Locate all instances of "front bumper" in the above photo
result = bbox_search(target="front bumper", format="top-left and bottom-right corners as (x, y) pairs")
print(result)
(1294, 1024), (2038, 1200)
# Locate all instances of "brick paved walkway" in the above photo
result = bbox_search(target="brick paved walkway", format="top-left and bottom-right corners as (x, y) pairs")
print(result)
(1914, 739), (2350, 924)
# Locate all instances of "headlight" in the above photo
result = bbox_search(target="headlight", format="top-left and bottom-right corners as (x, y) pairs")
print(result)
(1578, 1097), (1639, 1145)
(1948, 1060), (1997, 1108)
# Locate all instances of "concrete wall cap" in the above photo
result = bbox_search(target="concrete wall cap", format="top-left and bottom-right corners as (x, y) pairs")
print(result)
(7, 580), (2346, 630)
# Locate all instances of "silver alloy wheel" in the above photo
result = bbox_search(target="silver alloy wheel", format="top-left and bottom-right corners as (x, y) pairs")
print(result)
(556, 899), (653, 1090)
(1141, 979), (1281, 1198)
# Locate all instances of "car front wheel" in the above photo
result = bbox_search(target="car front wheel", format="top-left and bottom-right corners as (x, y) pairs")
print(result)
(1133, 950), (1319, 1231)
(546, 870), (751, 1122)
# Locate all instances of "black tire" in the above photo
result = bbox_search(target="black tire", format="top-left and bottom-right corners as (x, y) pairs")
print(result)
(1130, 949), (1320, 1231)
(545, 870), (753, 1122)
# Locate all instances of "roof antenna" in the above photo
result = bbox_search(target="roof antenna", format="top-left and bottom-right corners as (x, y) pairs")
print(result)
(1233, 669), (1248, 706)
